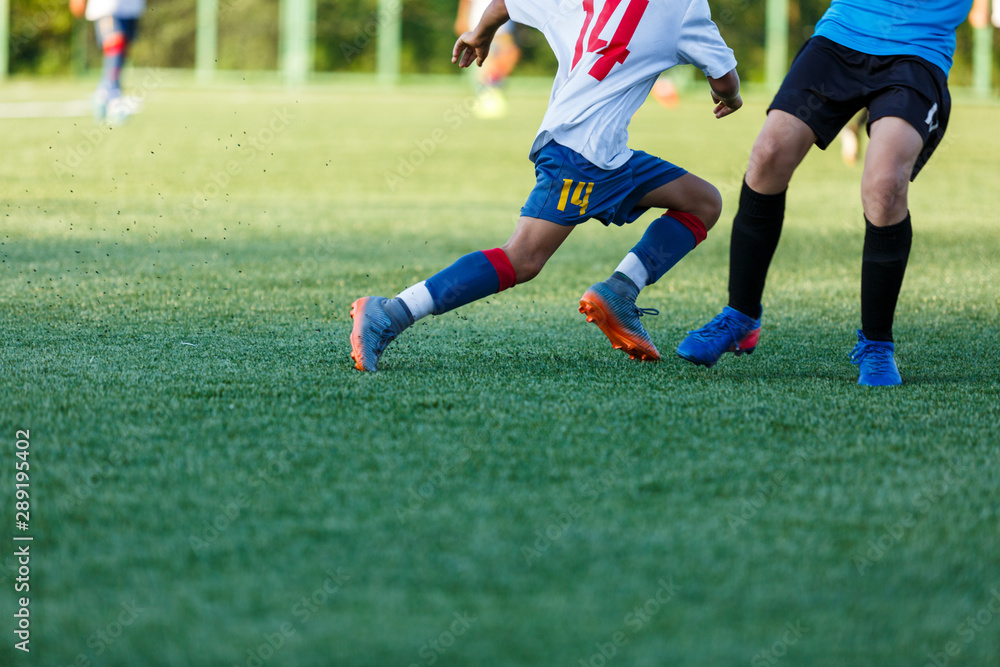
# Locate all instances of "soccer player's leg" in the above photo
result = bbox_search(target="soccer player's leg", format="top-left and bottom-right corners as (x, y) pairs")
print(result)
(680, 37), (872, 367)
(677, 110), (816, 366)
(94, 17), (129, 120)
(839, 109), (869, 166)
(106, 19), (141, 124)
(350, 216), (572, 372)
(579, 159), (706, 361)
(733, 110), (817, 317)
(474, 25), (520, 119)
(850, 116), (924, 386)
(849, 50), (949, 386)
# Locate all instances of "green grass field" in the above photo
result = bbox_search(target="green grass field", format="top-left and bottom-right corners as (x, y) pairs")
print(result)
(2, 77), (999, 666)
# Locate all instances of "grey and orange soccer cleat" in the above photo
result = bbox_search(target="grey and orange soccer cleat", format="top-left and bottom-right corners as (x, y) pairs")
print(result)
(579, 282), (660, 361)
(349, 296), (398, 372)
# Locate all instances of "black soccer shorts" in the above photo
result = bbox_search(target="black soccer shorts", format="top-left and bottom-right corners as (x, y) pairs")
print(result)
(769, 36), (950, 180)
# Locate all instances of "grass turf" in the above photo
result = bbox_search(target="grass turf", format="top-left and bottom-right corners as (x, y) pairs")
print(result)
(1, 78), (999, 666)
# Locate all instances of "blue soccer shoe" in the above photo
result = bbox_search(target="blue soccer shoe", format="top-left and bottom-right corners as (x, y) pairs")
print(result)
(849, 330), (902, 386)
(579, 282), (660, 361)
(676, 306), (761, 367)
(349, 296), (398, 372)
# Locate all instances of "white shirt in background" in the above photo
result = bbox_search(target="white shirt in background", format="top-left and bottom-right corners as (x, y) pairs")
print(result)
(86, 0), (146, 21)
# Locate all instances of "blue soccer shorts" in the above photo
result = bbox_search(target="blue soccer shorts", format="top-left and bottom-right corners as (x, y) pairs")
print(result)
(520, 141), (686, 227)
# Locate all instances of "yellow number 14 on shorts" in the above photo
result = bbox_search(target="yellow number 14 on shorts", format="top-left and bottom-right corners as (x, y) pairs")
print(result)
(557, 179), (595, 215)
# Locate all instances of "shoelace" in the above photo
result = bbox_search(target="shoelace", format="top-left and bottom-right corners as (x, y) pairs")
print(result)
(849, 342), (893, 374)
(365, 312), (398, 357)
(372, 326), (397, 355)
(687, 313), (747, 348)
(634, 306), (659, 318)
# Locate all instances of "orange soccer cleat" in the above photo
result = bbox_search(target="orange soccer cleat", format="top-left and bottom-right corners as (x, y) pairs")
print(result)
(579, 282), (660, 361)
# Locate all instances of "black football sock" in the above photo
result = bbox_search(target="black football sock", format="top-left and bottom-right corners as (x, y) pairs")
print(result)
(728, 179), (786, 319)
(861, 214), (912, 342)
(603, 272), (640, 302)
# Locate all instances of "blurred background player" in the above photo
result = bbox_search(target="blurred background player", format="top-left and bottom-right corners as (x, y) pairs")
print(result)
(838, 109), (867, 166)
(677, 0), (974, 386)
(969, 0), (1000, 30)
(651, 77), (680, 109)
(350, 0), (742, 372)
(455, 0), (520, 118)
(69, 0), (146, 124)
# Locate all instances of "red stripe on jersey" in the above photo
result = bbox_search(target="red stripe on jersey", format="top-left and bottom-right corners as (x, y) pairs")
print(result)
(572, 0), (596, 70)
(588, 0), (622, 53)
(588, 0), (649, 81)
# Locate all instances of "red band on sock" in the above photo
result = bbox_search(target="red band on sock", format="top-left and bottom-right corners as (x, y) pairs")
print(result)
(666, 211), (707, 246)
(482, 248), (517, 291)
(103, 33), (126, 56)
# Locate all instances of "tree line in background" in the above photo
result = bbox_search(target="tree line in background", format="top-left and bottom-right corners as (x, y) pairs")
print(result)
(6, 0), (989, 84)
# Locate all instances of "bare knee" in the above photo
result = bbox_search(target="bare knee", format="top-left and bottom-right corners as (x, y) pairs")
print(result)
(695, 185), (723, 230)
(500, 244), (547, 284)
(637, 172), (721, 229)
(862, 168), (910, 226)
(744, 114), (815, 193)
(746, 135), (800, 192)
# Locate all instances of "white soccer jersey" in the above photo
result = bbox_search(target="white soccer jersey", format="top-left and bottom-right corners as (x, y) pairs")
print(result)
(85, 0), (145, 21)
(505, 0), (736, 169)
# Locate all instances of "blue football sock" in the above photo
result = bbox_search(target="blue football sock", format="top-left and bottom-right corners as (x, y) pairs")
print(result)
(424, 249), (517, 315)
(629, 213), (706, 286)
(97, 30), (127, 98)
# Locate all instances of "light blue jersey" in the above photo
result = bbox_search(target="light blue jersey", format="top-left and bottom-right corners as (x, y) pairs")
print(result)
(814, 0), (974, 75)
